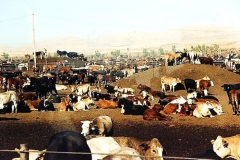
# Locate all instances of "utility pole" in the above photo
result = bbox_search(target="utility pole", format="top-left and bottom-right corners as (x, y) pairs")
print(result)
(32, 13), (36, 68)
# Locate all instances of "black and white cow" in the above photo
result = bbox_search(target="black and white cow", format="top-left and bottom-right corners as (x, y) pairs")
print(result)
(38, 99), (55, 111)
(67, 52), (78, 59)
(104, 85), (116, 94)
(92, 92), (111, 101)
(57, 50), (67, 57)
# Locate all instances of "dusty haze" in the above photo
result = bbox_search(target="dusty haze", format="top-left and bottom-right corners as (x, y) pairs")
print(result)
(1, 25), (240, 57)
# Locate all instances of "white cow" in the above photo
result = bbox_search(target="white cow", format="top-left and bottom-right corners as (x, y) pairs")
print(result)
(81, 115), (113, 137)
(55, 84), (67, 90)
(211, 134), (240, 159)
(102, 147), (141, 160)
(73, 97), (94, 111)
(0, 91), (18, 113)
(193, 101), (219, 118)
(87, 137), (121, 160)
(71, 84), (91, 97)
(114, 86), (135, 94)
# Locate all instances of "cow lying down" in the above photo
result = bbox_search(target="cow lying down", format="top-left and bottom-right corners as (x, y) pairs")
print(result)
(211, 134), (240, 159)
(81, 115), (113, 137)
(87, 136), (164, 160)
(193, 101), (224, 118)
(102, 147), (141, 160)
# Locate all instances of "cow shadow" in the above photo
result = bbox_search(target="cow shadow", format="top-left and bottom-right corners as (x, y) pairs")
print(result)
(190, 149), (223, 160)
(0, 117), (19, 121)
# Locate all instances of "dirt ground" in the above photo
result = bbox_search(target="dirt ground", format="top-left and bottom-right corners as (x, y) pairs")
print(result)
(1, 63), (240, 160)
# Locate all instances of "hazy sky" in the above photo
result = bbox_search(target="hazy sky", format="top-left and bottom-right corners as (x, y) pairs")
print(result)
(1, 0), (240, 46)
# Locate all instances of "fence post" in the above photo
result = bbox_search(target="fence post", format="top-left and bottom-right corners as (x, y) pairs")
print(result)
(20, 144), (29, 160)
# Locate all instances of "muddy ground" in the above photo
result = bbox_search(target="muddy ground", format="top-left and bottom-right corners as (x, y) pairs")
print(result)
(1, 63), (240, 160)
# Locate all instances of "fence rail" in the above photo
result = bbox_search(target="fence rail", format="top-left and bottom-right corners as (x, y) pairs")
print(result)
(1, 143), (218, 160)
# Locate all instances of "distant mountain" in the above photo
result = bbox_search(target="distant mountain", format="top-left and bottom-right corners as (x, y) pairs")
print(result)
(1, 25), (240, 57)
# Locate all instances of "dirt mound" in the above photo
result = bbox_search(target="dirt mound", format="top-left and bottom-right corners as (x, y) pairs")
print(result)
(114, 63), (240, 92)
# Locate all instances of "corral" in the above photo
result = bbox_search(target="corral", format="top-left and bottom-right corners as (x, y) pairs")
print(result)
(0, 62), (240, 160)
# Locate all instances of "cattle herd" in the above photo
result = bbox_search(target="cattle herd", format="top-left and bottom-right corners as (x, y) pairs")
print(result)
(3, 50), (240, 160)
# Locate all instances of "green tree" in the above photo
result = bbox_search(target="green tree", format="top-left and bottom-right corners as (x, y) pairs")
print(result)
(172, 45), (176, 53)
(150, 50), (156, 57)
(158, 47), (164, 55)
(1, 52), (9, 59)
(95, 50), (101, 59)
(111, 50), (120, 58)
(142, 48), (149, 57)
(213, 44), (220, 55)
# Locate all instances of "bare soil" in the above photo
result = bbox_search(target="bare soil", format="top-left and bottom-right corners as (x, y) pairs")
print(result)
(1, 63), (240, 160)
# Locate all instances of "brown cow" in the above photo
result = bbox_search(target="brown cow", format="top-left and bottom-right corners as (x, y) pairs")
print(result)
(59, 66), (71, 74)
(137, 84), (152, 92)
(113, 137), (165, 160)
(25, 54), (30, 60)
(177, 102), (197, 116)
(152, 104), (164, 112)
(7, 78), (26, 92)
(96, 99), (118, 109)
(229, 89), (240, 115)
(104, 75), (116, 84)
(58, 97), (73, 111)
(162, 103), (179, 114)
(143, 109), (172, 121)
(164, 53), (181, 66)
(161, 102), (194, 116)
(77, 72), (85, 84)
(26, 99), (41, 110)
(197, 80), (214, 96)
(198, 57), (213, 65)
(43, 64), (56, 72)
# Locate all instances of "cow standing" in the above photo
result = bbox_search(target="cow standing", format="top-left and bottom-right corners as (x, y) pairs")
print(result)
(161, 76), (182, 92)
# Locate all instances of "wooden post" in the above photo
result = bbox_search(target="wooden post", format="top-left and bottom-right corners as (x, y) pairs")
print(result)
(20, 144), (29, 160)
(32, 13), (37, 68)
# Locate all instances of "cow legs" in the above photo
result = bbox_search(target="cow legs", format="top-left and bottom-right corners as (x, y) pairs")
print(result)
(231, 101), (237, 115)
(161, 84), (166, 92)
(236, 99), (240, 115)
(172, 85), (175, 92)
(169, 85), (173, 92)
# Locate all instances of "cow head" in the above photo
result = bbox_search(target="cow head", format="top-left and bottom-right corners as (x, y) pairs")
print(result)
(139, 138), (164, 160)
(211, 136), (231, 159)
(81, 120), (93, 136)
